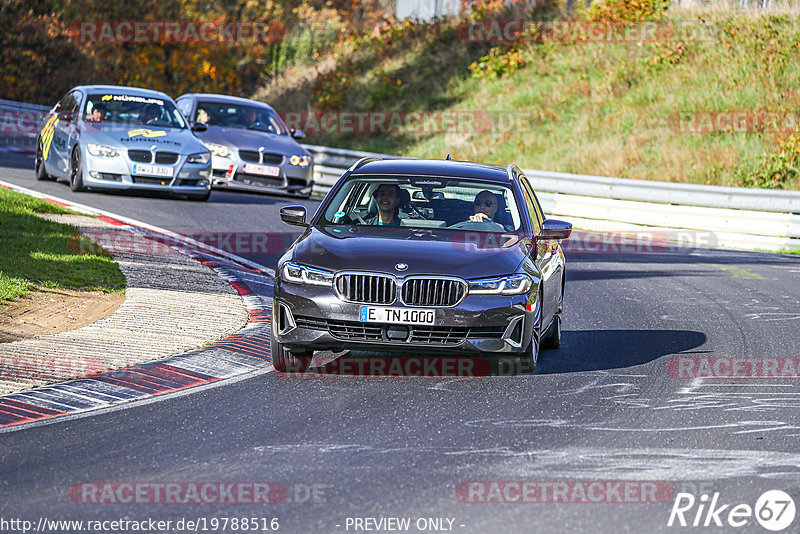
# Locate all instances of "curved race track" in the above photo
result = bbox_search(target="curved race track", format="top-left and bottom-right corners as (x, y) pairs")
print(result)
(1, 158), (800, 533)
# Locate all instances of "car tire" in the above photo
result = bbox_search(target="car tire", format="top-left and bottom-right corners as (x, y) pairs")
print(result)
(69, 146), (85, 192)
(187, 190), (211, 201)
(516, 290), (542, 373)
(270, 334), (312, 373)
(541, 313), (561, 350)
(542, 273), (565, 350)
(35, 141), (53, 181)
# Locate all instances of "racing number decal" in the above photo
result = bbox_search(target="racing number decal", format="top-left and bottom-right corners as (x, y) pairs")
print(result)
(40, 115), (59, 160)
(127, 129), (166, 138)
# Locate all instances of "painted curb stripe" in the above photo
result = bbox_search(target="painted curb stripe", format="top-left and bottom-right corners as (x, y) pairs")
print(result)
(0, 185), (281, 430)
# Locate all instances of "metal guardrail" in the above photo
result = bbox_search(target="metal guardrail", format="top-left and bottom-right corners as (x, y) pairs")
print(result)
(0, 99), (50, 153)
(2, 97), (795, 251)
(302, 143), (800, 251)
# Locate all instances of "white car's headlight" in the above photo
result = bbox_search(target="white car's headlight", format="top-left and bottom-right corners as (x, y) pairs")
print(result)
(186, 151), (211, 164)
(468, 274), (532, 295)
(203, 142), (230, 158)
(280, 261), (334, 286)
(288, 154), (312, 167)
(87, 143), (119, 158)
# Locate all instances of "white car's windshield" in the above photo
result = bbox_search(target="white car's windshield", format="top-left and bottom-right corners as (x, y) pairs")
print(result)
(85, 94), (186, 129)
(321, 176), (522, 232)
(194, 101), (287, 135)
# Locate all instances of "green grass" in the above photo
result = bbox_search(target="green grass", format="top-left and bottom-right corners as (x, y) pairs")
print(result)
(0, 188), (126, 303)
(261, 7), (800, 189)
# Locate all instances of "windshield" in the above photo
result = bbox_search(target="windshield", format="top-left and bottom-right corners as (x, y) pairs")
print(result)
(194, 101), (287, 135)
(84, 94), (186, 129)
(321, 175), (523, 232)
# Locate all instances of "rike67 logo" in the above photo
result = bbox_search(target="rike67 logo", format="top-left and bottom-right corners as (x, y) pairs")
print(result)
(668, 490), (795, 531)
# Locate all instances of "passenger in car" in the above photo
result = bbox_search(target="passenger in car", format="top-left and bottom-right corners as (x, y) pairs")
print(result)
(366, 184), (402, 226)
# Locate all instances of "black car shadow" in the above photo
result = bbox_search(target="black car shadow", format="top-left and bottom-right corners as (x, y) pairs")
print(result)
(536, 328), (707, 374)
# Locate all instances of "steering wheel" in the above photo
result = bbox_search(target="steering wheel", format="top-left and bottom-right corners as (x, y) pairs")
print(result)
(449, 220), (505, 231)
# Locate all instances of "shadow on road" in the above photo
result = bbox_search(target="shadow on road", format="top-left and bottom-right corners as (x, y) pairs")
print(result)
(536, 328), (707, 374)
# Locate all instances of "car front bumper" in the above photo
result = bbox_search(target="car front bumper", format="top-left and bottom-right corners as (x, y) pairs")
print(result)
(273, 278), (535, 355)
(82, 148), (211, 193)
(210, 154), (314, 196)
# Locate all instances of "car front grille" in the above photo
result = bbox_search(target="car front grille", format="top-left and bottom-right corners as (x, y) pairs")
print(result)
(239, 150), (260, 163)
(128, 150), (152, 163)
(238, 150), (284, 164)
(294, 316), (505, 345)
(155, 152), (179, 164)
(335, 273), (396, 305)
(261, 153), (284, 165)
(401, 278), (466, 307)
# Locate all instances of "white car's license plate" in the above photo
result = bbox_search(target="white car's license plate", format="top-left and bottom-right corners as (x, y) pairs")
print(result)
(132, 164), (172, 177)
(242, 163), (280, 177)
(359, 306), (435, 325)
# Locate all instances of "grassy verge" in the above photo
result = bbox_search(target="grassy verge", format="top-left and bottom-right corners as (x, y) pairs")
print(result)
(261, 2), (800, 189)
(0, 188), (126, 303)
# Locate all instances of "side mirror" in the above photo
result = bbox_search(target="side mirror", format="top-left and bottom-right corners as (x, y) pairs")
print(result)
(290, 128), (305, 140)
(58, 111), (73, 122)
(537, 219), (572, 240)
(280, 205), (308, 227)
(192, 122), (208, 132)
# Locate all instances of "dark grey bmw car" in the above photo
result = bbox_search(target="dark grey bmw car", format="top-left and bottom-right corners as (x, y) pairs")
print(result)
(271, 157), (572, 373)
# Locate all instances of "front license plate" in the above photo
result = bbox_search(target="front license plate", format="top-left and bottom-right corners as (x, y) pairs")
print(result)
(132, 164), (172, 177)
(242, 163), (280, 177)
(359, 306), (435, 325)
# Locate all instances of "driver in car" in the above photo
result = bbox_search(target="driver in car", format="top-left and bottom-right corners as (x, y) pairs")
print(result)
(469, 190), (498, 223)
(366, 184), (402, 226)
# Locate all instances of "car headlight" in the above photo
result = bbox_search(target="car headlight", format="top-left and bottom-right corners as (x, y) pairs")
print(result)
(288, 154), (312, 167)
(186, 151), (211, 164)
(203, 142), (230, 158)
(280, 261), (334, 286)
(87, 143), (119, 158)
(468, 274), (532, 295)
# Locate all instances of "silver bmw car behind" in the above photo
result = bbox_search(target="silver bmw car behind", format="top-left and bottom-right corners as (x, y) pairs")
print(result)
(35, 85), (213, 200)
(176, 93), (314, 198)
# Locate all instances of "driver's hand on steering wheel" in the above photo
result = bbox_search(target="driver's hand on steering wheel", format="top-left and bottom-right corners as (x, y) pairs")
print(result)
(469, 213), (492, 223)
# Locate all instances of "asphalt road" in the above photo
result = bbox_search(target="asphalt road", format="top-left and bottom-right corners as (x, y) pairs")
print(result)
(2, 158), (800, 533)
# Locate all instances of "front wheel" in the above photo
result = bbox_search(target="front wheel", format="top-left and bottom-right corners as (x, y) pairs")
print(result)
(70, 147), (85, 192)
(270, 334), (312, 373)
(541, 314), (561, 349)
(516, 291), (542, 373)
(35, 141), (53, 181)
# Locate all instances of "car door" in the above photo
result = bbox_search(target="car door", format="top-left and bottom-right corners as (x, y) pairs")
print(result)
(51, 90), (81, 175)
(519, 175), (560, 324)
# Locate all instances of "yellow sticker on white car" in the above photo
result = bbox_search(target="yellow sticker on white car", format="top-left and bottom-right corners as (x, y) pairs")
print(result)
(127, 129), (166, 138)
(40, 115), (59, 160)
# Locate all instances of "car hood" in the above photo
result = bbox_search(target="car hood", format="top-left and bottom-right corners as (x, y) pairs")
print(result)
(196, 126), (307, 155)
(81, 124), (205, 154)
(292, 227), (528, 279)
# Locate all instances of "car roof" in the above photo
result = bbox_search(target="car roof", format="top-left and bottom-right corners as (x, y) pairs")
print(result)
(178, 93), (277, 112)
(350, 159), (511, 183)
(73, 85), (173, 100)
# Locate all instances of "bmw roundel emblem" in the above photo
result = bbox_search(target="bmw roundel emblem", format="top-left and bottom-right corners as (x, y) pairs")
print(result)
(395, 263), (408, 272)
